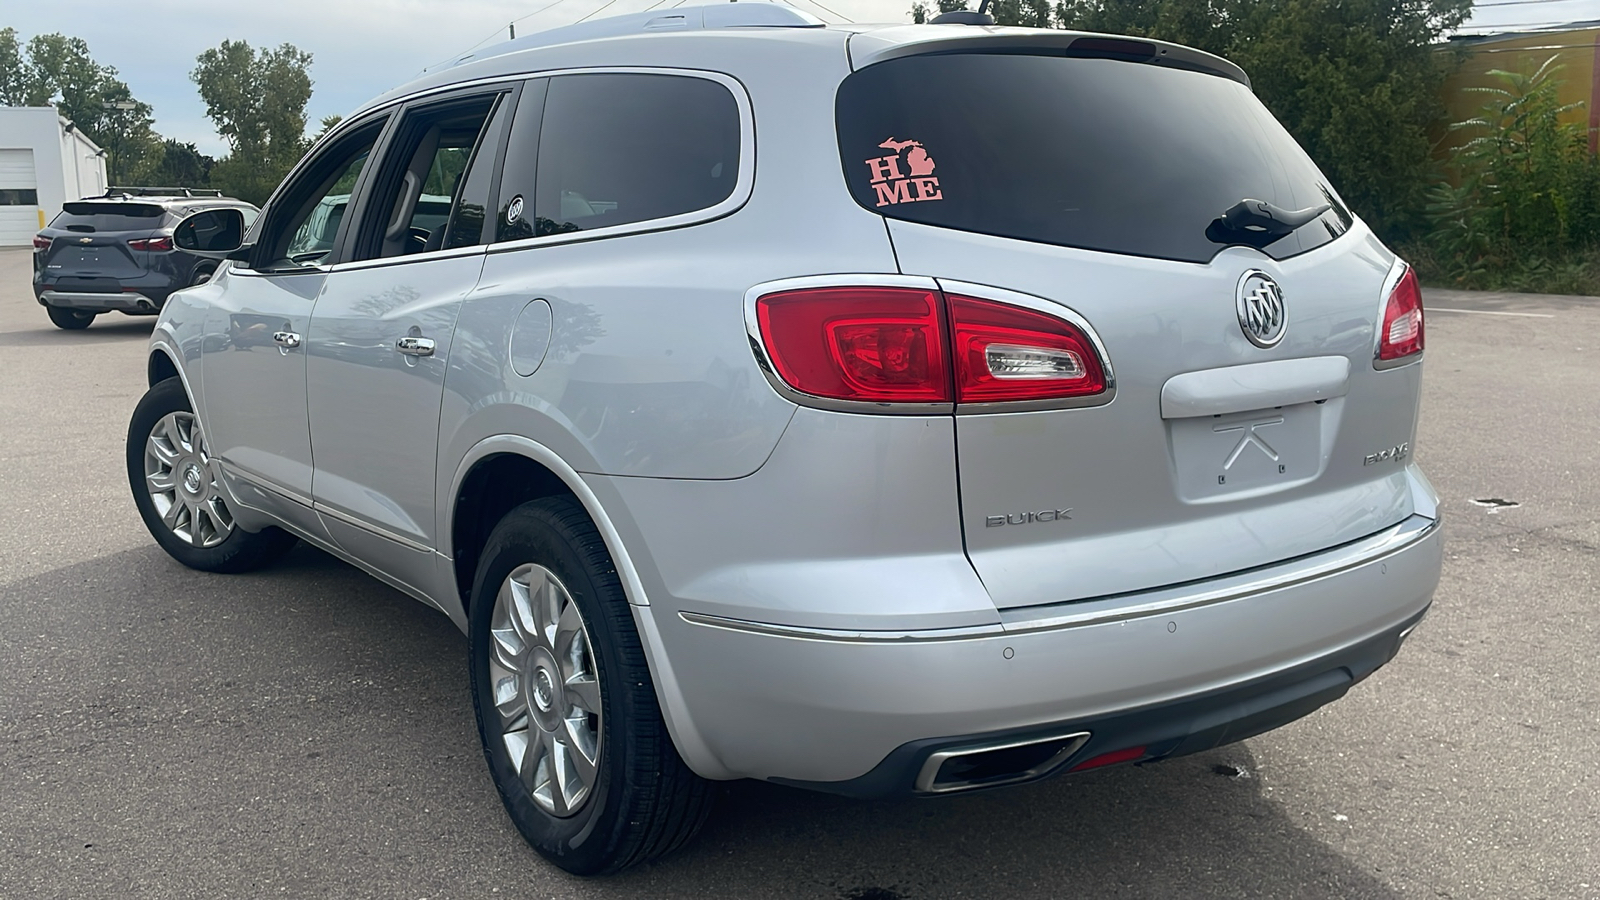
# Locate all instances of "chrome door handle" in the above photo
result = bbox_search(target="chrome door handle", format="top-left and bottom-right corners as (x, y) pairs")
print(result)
(272, 331), (301, 348)
(396, 336), (435, 357)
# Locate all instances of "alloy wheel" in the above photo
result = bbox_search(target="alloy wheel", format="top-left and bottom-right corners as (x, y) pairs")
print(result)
(489, 563), (604, 817)
(143, 411), (233, 548)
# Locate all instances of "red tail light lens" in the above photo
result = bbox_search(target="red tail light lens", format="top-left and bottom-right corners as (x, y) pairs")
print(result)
(1377, 266), (1424, 362)
(128, 236), (174, 252)
(948, 294), (1107, 403)
(754, 285), (1110, 408)
(32, 235), (51, 250)
(755, 287), (951, 403)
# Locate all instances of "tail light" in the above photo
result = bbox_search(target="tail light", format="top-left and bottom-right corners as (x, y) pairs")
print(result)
(948, 294), (1107, 403)
(32, 235), (51, 250)
(753, 284), (1108, 408)
(755, 287), (951, 403)
(128, 236), (174, 252)
(1376, 266), (1424, 365)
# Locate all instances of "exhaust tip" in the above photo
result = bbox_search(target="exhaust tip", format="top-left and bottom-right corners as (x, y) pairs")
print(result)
(914, 730), (1090, 794)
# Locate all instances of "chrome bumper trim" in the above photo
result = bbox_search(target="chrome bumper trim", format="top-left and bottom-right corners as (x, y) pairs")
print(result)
(41, 290), (155, 310)
(679, 514), (1440, 643)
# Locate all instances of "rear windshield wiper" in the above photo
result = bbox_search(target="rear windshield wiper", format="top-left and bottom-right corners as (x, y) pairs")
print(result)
(1206, 198), (1332, 248)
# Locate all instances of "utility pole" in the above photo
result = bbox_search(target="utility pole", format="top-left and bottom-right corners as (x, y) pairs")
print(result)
(102, 99), (138, 185)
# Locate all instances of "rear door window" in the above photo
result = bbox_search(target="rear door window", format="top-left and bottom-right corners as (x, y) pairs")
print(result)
(495, 73), (740, 242)
(53, 203), (166, 232)
(835, 53), (1352, 264)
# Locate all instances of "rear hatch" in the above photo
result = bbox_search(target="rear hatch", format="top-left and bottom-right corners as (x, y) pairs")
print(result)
(837, 43), (1423, 609)
(40, 201), (166, 286)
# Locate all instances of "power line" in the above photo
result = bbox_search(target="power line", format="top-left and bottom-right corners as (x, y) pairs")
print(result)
(1473, 0), (1591, 7)
(1464, 41), (1600, 51)
(574, 0), (628, 24)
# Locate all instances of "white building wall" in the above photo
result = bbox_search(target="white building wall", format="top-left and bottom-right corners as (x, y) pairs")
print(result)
(0, 107), (108, 246)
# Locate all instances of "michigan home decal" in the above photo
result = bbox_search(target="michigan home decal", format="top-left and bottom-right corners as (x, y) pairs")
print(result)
(865, 137), (943, 207)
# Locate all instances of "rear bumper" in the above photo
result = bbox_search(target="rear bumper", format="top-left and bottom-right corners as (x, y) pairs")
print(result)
(641, 513), (1441, 788)
(777, 605), (1426, 798)
(37, 290), (164, 314)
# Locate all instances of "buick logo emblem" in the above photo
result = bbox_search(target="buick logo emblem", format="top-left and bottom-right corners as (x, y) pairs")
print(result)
(1236, 270), (1287, 348)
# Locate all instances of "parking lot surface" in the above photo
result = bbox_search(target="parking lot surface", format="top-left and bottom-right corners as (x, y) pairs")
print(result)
(1, 247), (1596, 899)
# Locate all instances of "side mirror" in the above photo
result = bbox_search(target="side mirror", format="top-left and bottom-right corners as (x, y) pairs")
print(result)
(174, 208), (246, 255)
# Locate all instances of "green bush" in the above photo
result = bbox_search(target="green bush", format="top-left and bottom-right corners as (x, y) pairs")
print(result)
(1419, 56), (1600, 294)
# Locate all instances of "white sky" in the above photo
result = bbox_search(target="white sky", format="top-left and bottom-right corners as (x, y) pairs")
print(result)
(6, 0), (1595, 157)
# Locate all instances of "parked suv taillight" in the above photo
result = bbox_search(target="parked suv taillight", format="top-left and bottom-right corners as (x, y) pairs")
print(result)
(128, 236), (173, 252)
(32, 235), (51, 250)
(754, 285), (1108, 407)
(1376, 266), (1424, 365)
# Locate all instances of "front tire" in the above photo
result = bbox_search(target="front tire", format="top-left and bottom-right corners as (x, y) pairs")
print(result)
(127, 377), (297, 572)
(468, 497), (712, 875)
(47, 306), (95, 329)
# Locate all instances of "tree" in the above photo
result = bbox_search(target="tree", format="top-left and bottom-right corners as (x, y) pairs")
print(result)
(0, 29), (161, 184)
(191, 40), (315, 204)
(904, 0), (1471, 240)
(314, 114), (343, 142)
(0, 28), (25, 105)
(144, 140), (216, 188)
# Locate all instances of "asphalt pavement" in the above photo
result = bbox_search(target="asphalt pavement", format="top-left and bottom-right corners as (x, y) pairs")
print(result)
(1, 247), (1596, 899)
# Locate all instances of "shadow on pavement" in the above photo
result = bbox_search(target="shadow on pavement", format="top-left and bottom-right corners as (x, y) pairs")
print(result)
(0, 313), (157, 347)
(0, 544), (1397, 899)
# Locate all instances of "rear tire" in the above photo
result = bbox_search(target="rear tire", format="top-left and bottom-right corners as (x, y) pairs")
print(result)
(127, 377), (298, 573)
(468, 497), (713, 875)
(47, 306), (95, 329)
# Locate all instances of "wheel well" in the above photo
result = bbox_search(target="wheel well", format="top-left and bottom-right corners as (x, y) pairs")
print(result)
(148, 350), (179, 387)
(451, 453), (576, 610)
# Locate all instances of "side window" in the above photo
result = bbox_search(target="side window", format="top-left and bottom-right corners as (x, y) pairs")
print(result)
(256, 118), (386, 270)
(351, 92), (503, 261)
(494, 73), (740, 242)
(442, 93), (513, 250)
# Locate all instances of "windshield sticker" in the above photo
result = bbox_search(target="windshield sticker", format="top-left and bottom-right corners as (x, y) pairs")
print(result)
(865, 137), (943, 207)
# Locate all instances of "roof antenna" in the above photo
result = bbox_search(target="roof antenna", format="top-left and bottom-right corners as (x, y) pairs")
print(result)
(930, 0), (996, 25)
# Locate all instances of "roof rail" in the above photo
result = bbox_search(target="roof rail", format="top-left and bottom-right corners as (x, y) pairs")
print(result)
(438, 2), (825, 71)
(104, 186), (226, 198)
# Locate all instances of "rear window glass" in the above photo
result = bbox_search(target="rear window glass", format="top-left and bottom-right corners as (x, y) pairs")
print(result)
(835, 53), (1351, 264)
(54, 202), (168, 232)
(500, 73), (739, 241)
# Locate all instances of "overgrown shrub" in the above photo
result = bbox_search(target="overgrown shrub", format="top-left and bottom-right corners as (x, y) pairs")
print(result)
(1418, 56), (1600, 294)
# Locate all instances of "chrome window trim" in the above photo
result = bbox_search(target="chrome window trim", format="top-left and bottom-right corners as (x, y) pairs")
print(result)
(935, 278), (1117, 414)
(486, 67), (755, 254)
(742, 273), (955, 416)
(229, 264), (332, 279)
(678, 513), (1439, 643)
(328, 243), (487, 273)
(1373, 257), (1423, 371)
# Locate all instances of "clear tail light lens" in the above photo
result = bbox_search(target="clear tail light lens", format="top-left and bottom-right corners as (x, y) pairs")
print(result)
(948, 294), (1107, 403)
(755, 287), (952, 403)
(753, 285), (1108, 407)
(32, 235), (51, 250)
(128, 236), (174, 252)
(1377, 266), (1424, 363)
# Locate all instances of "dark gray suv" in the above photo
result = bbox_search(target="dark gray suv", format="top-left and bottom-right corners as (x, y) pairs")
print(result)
(32, 188), (258, 329)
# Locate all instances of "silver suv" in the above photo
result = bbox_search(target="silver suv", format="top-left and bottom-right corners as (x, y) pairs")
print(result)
(127, 5), (1440, 875)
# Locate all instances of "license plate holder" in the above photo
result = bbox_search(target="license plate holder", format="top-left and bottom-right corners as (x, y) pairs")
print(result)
(1169, 402), (1322, 501)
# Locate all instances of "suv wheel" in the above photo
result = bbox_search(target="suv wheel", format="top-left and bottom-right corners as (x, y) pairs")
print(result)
(468, 497), (713, 875)
(47, 306), (95, 330)
(126, 377), (298, 572)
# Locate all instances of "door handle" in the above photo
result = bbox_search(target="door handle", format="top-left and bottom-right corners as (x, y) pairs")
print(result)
(272, 331), (301, 349)
(396, 336), (436, 357)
